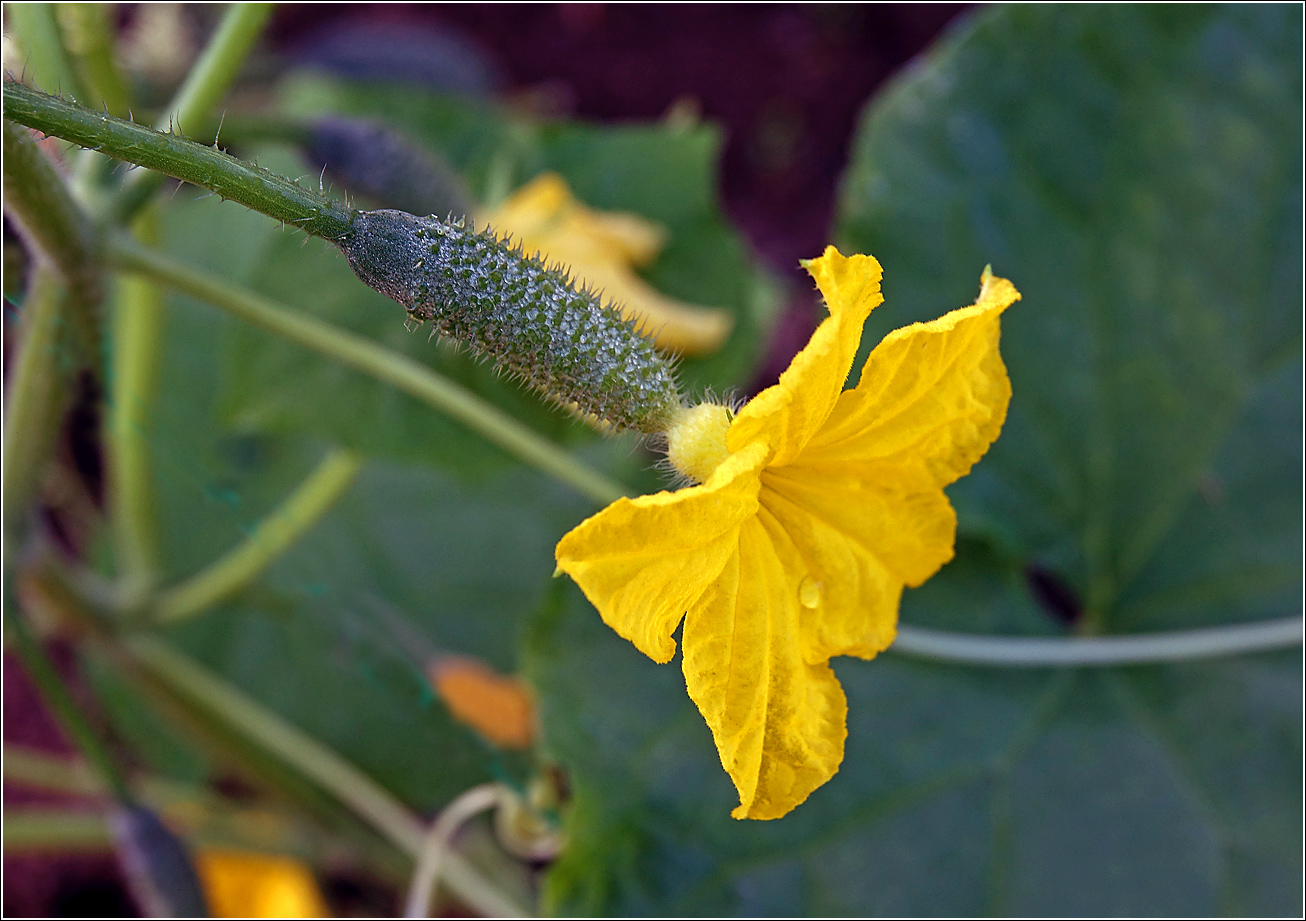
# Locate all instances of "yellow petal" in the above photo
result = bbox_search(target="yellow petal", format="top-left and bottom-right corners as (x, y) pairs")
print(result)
(681, 516), (847, 820)
(760, 468), (957, 663)
(482, 172), (733, 355)
(805, 269), (1020, 490)
(729, 247), (883, 466)
(196, 849), (329, 918)
(555, 442), (767, 663)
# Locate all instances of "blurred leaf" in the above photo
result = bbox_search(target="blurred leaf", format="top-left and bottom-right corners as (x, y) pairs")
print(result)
(525, 5), (1302, 915)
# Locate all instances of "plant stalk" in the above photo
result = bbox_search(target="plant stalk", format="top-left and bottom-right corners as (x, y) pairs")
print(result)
(5, 3), (87, 102)
(2, 605), (132, 801)
(114, 2), (277, 221)
(1, 269), (72, 545)
(107, 209), (167, 605)
(153, 448), (366, 624)
(4, 81), (353, 240)
(124, 636), (531, 917)
(1, 116), (103, 315)
(892, 617), (1304, 668)
(55, 2), (131, 118)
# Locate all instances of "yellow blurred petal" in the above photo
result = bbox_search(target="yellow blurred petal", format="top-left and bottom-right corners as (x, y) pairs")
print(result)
(429, 656), (536, 750)
(729, 247), (883, 466)
(584, 210), (667, 265)
(484, 172), (666, 262)
(196, 849), (329, 919)
(805, 269), (1019, 489)
(681, 517), (847, 820)
(555, 442), (767, 663)
(482, 172), (733, 356)
(565, 258), (735, 356)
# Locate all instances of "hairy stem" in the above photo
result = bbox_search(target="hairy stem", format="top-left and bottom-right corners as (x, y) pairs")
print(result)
(107, 236), (628, 505)
(6, 3), (86, 101)
(4, 82), (353, 240)
(891, 617), (1303, 668)
(114, 2), (277, 221)
(55, 2), (131, 118)
(153, 448), (365, 624)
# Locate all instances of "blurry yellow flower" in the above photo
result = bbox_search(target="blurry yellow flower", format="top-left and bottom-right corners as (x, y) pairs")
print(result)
(428, 654), (537, 750)
(196, 848), (329, 918)
(556, 247), (1019, 819)
(481, 172), (734, 355)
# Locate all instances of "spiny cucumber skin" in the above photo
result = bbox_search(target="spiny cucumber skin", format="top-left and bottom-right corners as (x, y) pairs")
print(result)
(342, 210), (684, 433)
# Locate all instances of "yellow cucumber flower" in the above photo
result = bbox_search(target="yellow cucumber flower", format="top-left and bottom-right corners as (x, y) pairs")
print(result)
(481, 172), (734, 355)
(196, 848), (330, 918)
(555, 247), (1019, 820)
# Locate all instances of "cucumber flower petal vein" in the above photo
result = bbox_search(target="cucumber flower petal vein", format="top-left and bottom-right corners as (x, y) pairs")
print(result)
(556, 247), (1020, 819)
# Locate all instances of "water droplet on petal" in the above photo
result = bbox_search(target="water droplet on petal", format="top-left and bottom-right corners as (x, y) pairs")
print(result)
(798, 576), (821, 609)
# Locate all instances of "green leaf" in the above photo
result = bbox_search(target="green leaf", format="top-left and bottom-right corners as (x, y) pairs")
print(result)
(526, 5), (1302, 915)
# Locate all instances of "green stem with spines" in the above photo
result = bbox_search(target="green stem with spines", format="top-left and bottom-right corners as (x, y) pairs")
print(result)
(55, 2), (131, 118)
(6, 3), (87, 102)
(114, 2), (276, 222)
(4, 82), (353, 240)
(153, 448), (366, 624)
(106, 235), (629, 505)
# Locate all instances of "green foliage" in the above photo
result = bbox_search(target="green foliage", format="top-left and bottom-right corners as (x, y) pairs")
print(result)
(526, 5), (1302, 915)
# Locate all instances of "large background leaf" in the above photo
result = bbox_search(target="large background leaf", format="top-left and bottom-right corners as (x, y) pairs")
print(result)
(526, 5), (1302, 915)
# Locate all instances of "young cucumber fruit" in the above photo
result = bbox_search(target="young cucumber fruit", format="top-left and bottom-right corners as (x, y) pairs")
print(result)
(342, 209), (684, 434)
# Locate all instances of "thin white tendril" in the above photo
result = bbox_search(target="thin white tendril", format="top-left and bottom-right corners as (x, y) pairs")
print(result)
(404, 784), (505, 918)
(891, 617), (1303, 668)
